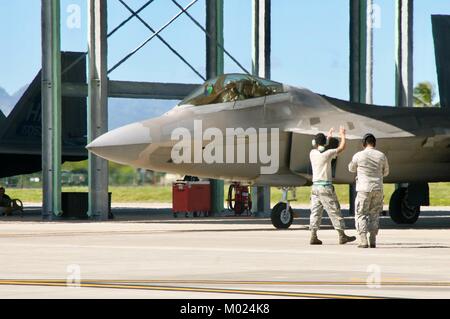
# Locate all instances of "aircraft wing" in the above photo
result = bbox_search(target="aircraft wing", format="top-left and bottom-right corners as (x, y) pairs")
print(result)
(283, 92), (450, 184)
(282, 90), (450, 139)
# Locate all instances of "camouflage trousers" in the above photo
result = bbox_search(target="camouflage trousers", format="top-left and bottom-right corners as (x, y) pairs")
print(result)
(310, 185), (346, 231)
(355, 190), (384, 235)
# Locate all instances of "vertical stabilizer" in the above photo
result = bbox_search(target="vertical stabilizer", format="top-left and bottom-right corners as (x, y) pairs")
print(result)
(0, 111), (5, 125)
(432, 15), (450, 108)
(0, 52), (87, 178)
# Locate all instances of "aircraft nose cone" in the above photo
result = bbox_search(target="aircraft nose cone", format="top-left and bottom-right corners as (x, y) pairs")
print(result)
(87, 122), (151, 165)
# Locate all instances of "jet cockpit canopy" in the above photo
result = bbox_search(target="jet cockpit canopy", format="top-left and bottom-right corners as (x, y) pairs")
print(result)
(178, 73), (284, 107)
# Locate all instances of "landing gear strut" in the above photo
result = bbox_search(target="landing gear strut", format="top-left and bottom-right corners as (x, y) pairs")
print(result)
(389, 187), (421, 224)
(271, 187), (295, 229)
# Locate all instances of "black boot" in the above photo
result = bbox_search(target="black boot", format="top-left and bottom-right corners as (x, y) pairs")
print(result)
(369, 233), (377, 248)
(338, 230), (356, 244)
(310, 230), (323, 245)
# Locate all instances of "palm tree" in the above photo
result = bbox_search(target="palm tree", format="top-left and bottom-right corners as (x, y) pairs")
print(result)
(413, 82), (440, 107)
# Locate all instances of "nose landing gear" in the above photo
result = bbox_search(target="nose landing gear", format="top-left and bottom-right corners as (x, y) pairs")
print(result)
(271, 187), (296, 229)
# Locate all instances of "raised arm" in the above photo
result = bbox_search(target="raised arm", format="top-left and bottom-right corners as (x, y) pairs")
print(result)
(336, 126), (347, 155)
(327, 127), (335, 140)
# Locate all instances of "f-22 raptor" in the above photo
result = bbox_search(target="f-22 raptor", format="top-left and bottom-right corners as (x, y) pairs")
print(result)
(88, 73), (450, 228)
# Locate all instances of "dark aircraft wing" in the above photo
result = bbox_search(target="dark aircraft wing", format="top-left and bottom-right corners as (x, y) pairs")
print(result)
(321, 95), (450, 138)
(0, 52), (87, 178)
(285, 95), (450, 184)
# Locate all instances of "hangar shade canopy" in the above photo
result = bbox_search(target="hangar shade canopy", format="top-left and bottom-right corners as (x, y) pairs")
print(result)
(178, 74), (285, 106)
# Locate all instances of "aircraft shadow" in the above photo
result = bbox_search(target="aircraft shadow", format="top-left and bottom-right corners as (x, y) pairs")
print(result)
(2, 206), (450, 231)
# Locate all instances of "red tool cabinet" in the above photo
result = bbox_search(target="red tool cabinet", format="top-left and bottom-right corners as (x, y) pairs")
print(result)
(172, 181), (211, 217)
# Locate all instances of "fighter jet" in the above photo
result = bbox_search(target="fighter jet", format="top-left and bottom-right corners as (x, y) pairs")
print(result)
(88, 73), (450, 229)
(0, 52), (88, 178)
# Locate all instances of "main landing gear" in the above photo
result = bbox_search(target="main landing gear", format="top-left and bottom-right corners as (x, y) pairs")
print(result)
(389, 186), (421, 224)
(271, 187), (296, 229)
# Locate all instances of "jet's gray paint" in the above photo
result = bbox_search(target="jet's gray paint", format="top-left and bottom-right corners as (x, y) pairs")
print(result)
(88, 80), (450, 187)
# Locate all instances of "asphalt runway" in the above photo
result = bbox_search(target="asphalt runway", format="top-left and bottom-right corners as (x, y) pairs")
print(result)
(1, 205), (450, 299)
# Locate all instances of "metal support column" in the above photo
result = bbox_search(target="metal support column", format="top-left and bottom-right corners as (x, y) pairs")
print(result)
(88, 0), (109, 220)
(206, 0), (224, 215)
(206, 0), (224, 76)
(252, 0), (271, 78)
(41, 0), (62, 219)
(251, 0), (271, 216)
(366, 0), (374, 104)
(349, 0), (371, 215)
(395, 0), (414, 108)
(395, 0), (413, 192)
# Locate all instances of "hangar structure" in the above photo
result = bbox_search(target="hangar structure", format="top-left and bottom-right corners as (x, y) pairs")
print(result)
(40, 0), (419, 220)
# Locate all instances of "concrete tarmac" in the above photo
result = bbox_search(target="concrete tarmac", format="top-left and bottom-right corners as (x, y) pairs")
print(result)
(1, 205), (450, 299)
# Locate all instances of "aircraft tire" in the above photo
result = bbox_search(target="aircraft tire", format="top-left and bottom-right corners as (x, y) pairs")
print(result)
(271, 202), (294, 229)
(389, 188), (420, 224)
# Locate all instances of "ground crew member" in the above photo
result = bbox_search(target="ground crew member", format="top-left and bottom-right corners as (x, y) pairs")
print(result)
(348, 133), (389, 248)
(309, 127), (356, 245)
(0, 187), (12, 216)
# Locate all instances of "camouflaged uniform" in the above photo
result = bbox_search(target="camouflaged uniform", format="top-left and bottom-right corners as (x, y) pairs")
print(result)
(348, 148), (389, 235)
(309, 149), (346, 231)
(310, 185), (346, 231)
(0, 193), (11, 215)
(354, 191), (384, 235)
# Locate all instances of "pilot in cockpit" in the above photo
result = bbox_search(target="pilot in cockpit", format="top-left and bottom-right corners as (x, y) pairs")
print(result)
(221, 81), (240, 102)
(177, 74), (284, 107)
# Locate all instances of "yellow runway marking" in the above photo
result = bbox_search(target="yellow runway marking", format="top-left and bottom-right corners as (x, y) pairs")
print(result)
(2, 279), (449, 299)
(76, 280), (450, 287)
(2, 279), (449, 287)
(0, 280), (382, 299)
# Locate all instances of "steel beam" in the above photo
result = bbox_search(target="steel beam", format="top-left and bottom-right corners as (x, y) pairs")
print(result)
(108, 0), (156, 37)
(172, 0), (250, 75)
(62, 81), (199, 100)
(41, 0), (62, 219)
(252, 0), (271, 215)
(349, 0), (371, 215)
(366, 0), (374, 104)
(252, 0), (271, 79)
(395, 0), (414, 192)
(350, 0), (368, 103)
(109, 0), (198, 75)
(88, 0), (109, 220)
(206, 0), (224, 215)
(109, 81), (198, 100)
(117, 0), (204, 81)
(206, 0), (224, 77)
(395, 0), (414, 107)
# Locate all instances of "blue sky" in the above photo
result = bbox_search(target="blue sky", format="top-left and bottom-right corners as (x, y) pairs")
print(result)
(1, 0), (449, 106)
